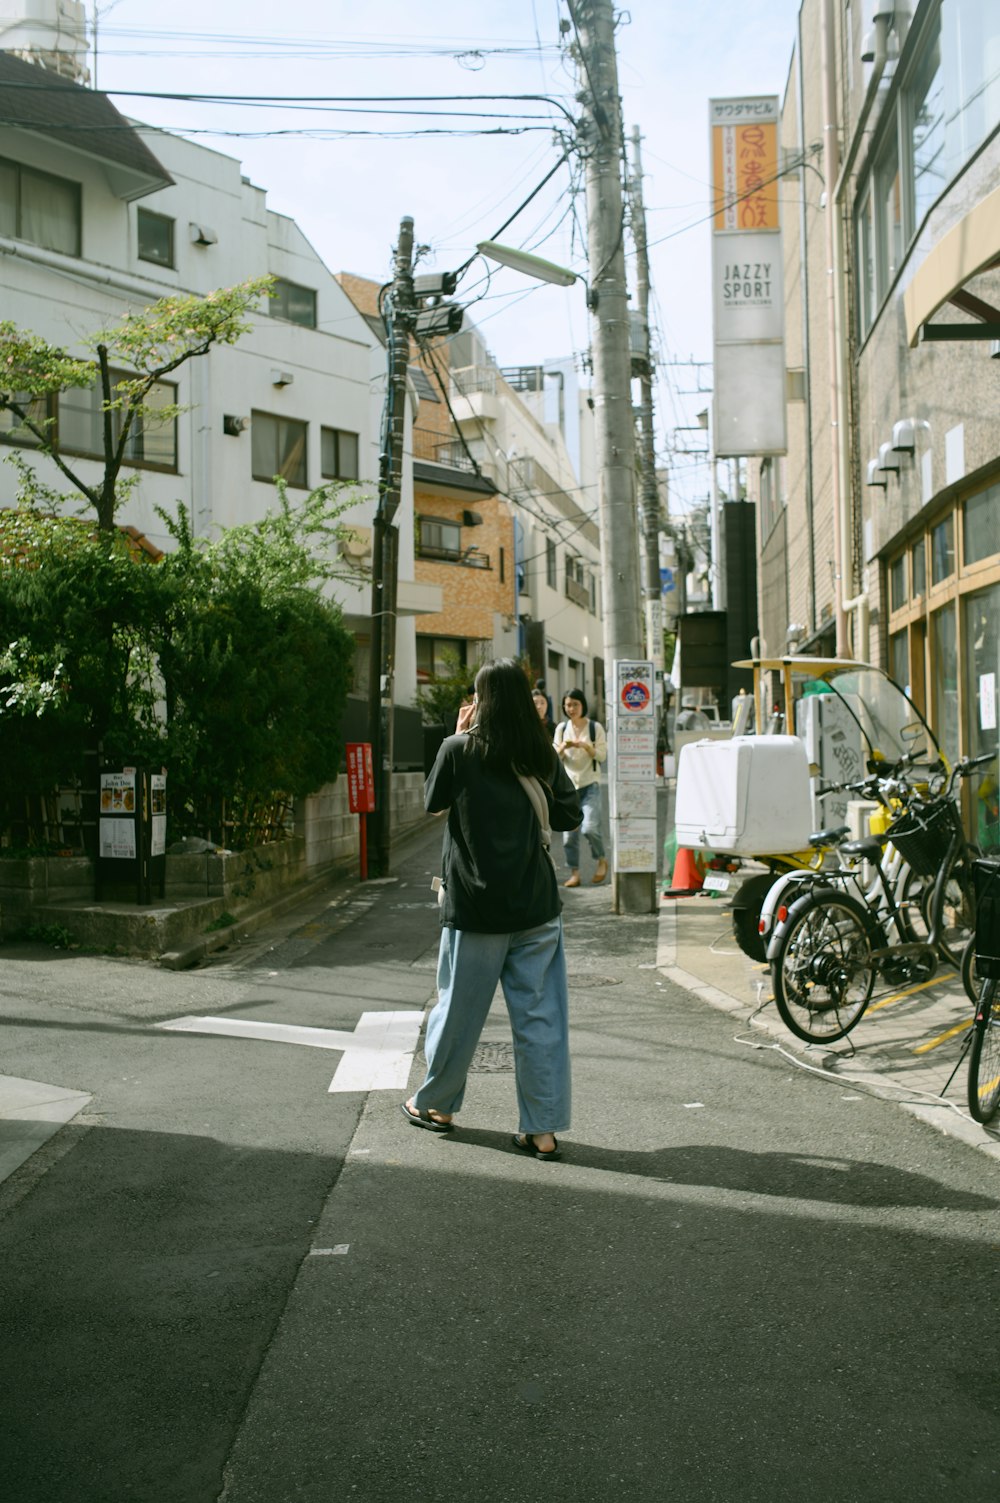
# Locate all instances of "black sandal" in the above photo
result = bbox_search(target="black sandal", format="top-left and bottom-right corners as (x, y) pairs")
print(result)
(512, 1133), (560, 1161)
(400, 1101), (453, 1133)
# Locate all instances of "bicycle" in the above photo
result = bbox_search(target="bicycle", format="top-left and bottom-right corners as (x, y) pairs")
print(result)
(767, 753), (994, 1044)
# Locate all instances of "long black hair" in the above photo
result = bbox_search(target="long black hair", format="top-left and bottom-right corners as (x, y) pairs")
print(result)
(467, 658), (555, 780)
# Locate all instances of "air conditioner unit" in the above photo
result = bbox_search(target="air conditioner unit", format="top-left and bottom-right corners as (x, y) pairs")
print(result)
(339, 528), (372, 561)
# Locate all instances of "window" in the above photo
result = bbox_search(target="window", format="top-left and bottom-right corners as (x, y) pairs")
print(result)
(250, 411), (307, 487)
(546, 536), (557, 588)
(912, 537), (926, 597)
(269, 278), (317, 328)
(0, 156), (80, 256)
(890, 553), (908, 611)
(0, 391), (52, 449)
(321, 425), (359, 481)
(908, 9), (945, 229)
(856, 186), (877, 338)
(416, 635), (466, 685)
(856, 1), (1000, 336)
(931, 514), (955, 584)
(876, 132), (902, 293)
(890, 629), (909, 692)
(964, 481), (1000, 567)
(931, 603), (958, 765)
(58, 373), (177, 469)
(137, 208), (174, 268)
(417, 515), (461, 560)
(499, 547), (505, 583)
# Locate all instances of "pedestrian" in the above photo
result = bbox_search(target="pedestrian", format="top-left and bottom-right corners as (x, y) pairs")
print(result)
(532, 688), (555, 739)
(402, 658), (581, 1160)
(534, 678), (554, 722)
(554, 689), (608, 887)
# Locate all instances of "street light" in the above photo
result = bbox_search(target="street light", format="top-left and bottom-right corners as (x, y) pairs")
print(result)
(476, 240), (577, 287)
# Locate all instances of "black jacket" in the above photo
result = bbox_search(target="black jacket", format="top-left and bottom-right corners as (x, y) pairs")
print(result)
(425, 734), (582, 933)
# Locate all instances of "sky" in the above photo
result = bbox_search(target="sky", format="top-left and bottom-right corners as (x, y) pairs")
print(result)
(88, 0), (804, 511)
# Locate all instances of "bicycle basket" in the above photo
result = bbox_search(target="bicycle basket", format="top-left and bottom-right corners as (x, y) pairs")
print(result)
(886, 798), (957, 877)
(973, 857), (1000, 980)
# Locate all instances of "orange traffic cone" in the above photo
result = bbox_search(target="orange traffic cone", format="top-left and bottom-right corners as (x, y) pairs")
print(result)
(662, 845), (705, 898)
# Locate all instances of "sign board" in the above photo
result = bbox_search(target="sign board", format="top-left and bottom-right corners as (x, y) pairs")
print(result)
(346, 743), (376, 814)
(610, 659), (657, 872)
(710, 95), (786, 458)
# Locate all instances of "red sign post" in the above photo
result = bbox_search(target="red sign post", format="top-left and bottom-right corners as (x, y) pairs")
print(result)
(346, 742), (376, 879)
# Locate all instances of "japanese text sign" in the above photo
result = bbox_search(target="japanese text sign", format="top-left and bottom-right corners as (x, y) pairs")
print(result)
(346, 743), (375, 814)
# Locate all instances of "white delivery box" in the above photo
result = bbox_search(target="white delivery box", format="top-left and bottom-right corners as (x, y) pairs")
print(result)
(674, 734), (813, 855)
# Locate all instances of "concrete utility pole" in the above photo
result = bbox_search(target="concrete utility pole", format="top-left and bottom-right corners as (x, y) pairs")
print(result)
(571, 0), (653, 914)
(367, 216), (415, 876)
(629, 126), (663, 674)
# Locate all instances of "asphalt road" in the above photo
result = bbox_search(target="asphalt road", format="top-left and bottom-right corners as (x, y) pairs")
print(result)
(2, 821), (1000, 1501)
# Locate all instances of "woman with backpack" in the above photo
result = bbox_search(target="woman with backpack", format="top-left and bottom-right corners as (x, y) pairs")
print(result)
(554, 689), (608, 887)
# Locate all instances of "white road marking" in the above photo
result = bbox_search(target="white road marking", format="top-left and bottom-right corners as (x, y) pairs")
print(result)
(156, 1010), (423, 1093)
(310, 1245), (350, 1256)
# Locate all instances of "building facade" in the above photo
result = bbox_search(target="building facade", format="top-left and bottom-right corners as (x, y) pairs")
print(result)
(0, 40), (436, 714)
(746, 0), (1000, 831)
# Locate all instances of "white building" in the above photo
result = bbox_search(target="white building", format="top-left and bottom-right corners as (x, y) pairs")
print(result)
(0, 23), (437, 713)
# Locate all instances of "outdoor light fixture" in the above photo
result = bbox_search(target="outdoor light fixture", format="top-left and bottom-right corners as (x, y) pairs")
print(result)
(866, 458), (888, 489)
(271, 369), (294, 388)
(476, 240), (577, 287)
(878, 441), (900, 474)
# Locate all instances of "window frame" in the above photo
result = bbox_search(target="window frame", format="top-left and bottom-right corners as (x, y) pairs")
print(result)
(269, 277), (318, 329)
(136, 207), (175, 269)
(320, 425), (360, 482)
(250, 409), (309, 488)
(417, 514), (462, 561)
(54, 369), (179, 472)
(0, 154), (81, 257)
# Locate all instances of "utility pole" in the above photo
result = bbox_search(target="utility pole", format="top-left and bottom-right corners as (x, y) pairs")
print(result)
(571, 0), (652, 914)
(366, 216), (415, 876)
(629, 126), (663, 674)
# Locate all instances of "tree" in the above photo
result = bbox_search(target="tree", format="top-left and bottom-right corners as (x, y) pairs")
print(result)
(0, 277), (271, 531)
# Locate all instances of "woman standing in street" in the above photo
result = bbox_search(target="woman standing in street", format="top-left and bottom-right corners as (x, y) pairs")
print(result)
(402, 659), (581, 1160)
(554, 689), (608, 887)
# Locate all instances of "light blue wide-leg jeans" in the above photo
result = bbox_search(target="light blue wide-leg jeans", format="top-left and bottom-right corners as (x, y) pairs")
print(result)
(563, 782), (605, 869)
(412, 917), (571, 1134)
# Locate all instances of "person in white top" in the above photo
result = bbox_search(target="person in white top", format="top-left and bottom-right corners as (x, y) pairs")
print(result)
(554, 689), (608, 886)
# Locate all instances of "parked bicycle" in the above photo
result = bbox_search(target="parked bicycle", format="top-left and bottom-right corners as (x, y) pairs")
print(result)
(766, 752), (994, 1044)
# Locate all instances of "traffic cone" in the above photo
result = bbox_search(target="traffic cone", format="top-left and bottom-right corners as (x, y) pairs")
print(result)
(662, 845), (705, 898)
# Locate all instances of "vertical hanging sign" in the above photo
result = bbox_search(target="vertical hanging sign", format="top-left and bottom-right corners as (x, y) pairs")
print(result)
(609, 659), (657, 872)
(710, 95), (786, 458)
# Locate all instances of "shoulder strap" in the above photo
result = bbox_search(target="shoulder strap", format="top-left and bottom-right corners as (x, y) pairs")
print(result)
(515, 773), (554, 862)
(589, 719), (597, 770)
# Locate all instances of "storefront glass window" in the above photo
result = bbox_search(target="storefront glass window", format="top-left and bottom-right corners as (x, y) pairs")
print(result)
(931, 603), (959, 766)
(962, 585), (1000, 853)
(912, 536), (926, 597)
(964, 480), (1000, 568)
(890, 553), (908, 611)
(931, 514), (954, 584)
(890, 629), (909, 693)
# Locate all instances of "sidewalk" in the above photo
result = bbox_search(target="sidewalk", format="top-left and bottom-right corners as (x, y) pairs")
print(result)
(659, 873), (1000, 1164)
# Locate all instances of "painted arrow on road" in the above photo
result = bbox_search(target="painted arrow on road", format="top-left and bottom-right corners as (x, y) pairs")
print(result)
(156, 1010), (424, 1093)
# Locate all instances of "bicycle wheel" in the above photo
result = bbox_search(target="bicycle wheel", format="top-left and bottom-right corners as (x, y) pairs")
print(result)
(772, 892), (877, 1043)
(967, 978), (1000, 1124)
(923, 854), (976, 967)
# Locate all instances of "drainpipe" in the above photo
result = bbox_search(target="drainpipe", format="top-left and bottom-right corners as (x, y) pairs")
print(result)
(823, 3), (891, 659)
(796, 7), (817, 638)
